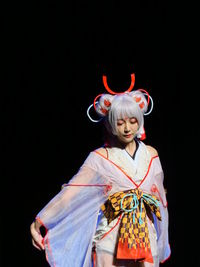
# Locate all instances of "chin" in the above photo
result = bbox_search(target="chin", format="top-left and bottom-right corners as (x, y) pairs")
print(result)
(122, 137), (134, 144)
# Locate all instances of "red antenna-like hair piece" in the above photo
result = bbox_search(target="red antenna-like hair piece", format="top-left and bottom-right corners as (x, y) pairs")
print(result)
(102, 73), (135, 95)
(93, 94), (103, 111)
(137, 88), (150, 105)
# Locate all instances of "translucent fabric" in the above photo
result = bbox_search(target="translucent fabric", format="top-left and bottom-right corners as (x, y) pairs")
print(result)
(37, 164), (109, 267)
(36, 143), (171, 267)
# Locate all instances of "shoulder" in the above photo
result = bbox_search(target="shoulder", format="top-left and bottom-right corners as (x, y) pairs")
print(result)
(95, 147), (108, 158)
(145, 145), (158, 157)
(82, 147), (107, 168)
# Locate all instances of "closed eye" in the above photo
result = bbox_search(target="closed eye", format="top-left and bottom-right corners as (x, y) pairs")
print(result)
(130, 118), (137, 124)
(117, 121), (124, 126)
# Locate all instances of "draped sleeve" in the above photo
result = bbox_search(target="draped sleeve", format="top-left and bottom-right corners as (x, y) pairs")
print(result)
(35, 152), (110, 267)
(151, 157), (171, 263)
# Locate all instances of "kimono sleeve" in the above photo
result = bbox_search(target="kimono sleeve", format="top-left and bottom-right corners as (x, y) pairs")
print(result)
(35, 153), (109, 267)
(152, 158), (171, 263)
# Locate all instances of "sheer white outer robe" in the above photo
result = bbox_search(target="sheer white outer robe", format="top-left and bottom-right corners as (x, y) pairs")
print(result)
(36, 142), (171, 267)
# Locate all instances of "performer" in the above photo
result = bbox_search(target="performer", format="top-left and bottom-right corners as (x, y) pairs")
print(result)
(30, 73), (171, 267)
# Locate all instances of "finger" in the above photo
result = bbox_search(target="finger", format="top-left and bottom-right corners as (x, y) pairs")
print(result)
(30, 229), (44, 248)
(30, 223), (39, 236)
(32, 239), (42, 251)
(30, 222), (45, 250)
(32, 237), (45, 251)
(32, 234), (45, 250)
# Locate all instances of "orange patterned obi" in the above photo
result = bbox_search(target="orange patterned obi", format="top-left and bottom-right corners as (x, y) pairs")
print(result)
(101, 188), (161, 263)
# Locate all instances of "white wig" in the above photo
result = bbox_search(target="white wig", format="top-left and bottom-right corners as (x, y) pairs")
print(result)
(95, 91), (148, 138)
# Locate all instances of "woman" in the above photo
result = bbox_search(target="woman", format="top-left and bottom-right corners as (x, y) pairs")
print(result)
(30, 74), (171, 267)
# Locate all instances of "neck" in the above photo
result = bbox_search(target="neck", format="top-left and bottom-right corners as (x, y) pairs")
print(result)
(124, 139), (136, 156)
(104, 133), (137, 152)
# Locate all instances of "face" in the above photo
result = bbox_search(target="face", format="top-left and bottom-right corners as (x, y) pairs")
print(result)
(116, 117), (139, 144)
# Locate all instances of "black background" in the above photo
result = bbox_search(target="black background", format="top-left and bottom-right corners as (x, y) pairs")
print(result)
(2, 0), (194, 266)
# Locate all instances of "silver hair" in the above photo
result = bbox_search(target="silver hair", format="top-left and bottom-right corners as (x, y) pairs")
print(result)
(96, 92), (148, 138)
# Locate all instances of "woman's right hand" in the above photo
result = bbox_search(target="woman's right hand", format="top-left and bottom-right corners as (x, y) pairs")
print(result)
(30, 220), (45, 251)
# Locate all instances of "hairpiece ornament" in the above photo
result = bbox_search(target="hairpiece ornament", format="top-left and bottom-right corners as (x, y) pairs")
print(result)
(138, 127), (146, 140)
(143, 93), (153, 116)
(93, 94), (103, 112)
(86, 73), (153, 122)
(102, 73), (135, 95)
(87, 102), (103, 123)
(131, 89), (153, 116)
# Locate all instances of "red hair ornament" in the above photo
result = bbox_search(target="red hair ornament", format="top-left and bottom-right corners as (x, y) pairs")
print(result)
(102, 73), (135, 95)
(87, 73), (154, 131)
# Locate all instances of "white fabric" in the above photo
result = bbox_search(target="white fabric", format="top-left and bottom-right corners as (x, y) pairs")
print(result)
(36, 141), (171, 267)
(105, 142), (150, 182)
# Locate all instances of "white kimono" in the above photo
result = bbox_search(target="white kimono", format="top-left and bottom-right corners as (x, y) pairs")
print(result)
(36, 141), (171, 267)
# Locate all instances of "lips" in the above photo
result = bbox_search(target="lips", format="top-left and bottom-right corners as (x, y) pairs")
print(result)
(124, 134), (133, 138)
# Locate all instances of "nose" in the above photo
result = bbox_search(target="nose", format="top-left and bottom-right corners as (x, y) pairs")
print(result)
(124, 122), (130, 133)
